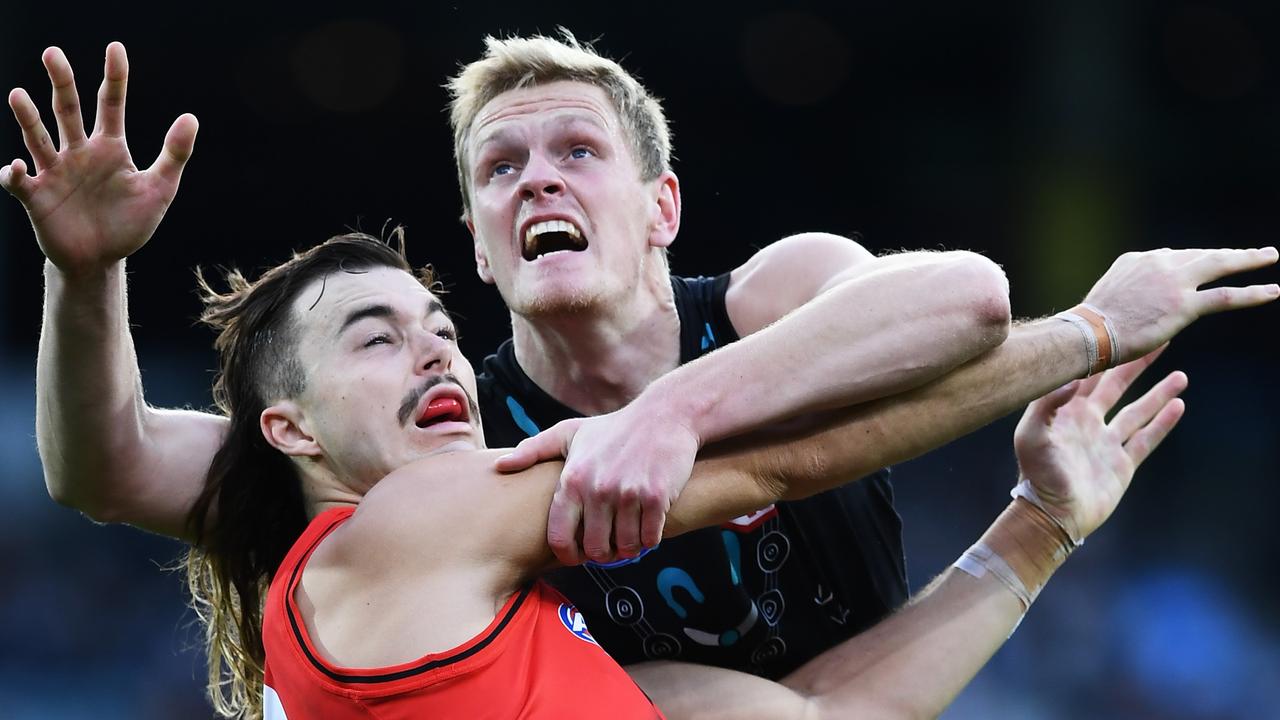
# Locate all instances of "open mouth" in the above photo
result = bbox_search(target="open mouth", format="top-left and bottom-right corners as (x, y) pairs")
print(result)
(522, 219), (589, 261)
(415, 392), (470, 428)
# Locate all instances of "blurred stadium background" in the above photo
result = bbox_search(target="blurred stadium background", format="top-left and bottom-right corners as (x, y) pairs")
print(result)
(1, 2), (1276, 718)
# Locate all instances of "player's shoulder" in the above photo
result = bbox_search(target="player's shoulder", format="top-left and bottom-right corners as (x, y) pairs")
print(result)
(356, 450), (513, 526)
(345, 450), (560, 573)
(725, 232), (875, 335)
(728, 232), (872, 283)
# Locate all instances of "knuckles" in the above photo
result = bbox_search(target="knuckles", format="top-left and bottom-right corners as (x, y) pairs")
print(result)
(583, 542), (613, 561)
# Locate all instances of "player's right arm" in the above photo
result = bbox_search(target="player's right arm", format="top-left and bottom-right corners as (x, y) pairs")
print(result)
(635, 358), (1188, 720)
(4, 43), (219, 539)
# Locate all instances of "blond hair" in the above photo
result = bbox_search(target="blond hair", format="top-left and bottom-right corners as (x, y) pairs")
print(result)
(447, 30), (672, 215)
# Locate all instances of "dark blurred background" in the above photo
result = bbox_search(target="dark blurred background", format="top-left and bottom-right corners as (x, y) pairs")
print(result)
(1, 2), (1276, 718)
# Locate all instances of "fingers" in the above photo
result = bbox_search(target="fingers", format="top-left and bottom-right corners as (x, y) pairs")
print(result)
(1183, 247), (1279, 315)
(1194, 283), (1280, 316)
(1086, 345), (1168, 413)
(1125, 398), (1185, 466)
(613, 496), (643, 558)
(0, 158), (34, 200)
(1109, 371), (1188, 440)
(1187, 247), (1278, 285)
(42, 47), (87, 149)
(8, 88), (57, 172)
(93, 41), (129, 138)
(639, 496), (668, 550)
(546, 491), (585, 566)
(147, 113), (198, 186)
(581, 497), (616, 564)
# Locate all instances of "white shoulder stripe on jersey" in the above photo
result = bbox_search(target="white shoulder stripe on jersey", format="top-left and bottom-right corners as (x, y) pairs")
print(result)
(264, 684), (289, 720)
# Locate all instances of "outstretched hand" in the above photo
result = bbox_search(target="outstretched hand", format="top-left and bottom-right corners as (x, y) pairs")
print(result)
(1013, 346), (1186, 541)
(495, 404), (700, 566)
(1, 42), (197, 275)
(1083, 247), (1278, 363)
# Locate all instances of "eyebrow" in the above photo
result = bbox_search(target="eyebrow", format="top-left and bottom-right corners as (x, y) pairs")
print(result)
(337, 299), (447, 337)
(473, 127), (516, 156)
(473, 107), (612, 154)
(554, 114), (609, 134)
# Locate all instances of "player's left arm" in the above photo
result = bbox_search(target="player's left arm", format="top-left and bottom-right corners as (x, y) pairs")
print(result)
(499, 233), (1011, 564)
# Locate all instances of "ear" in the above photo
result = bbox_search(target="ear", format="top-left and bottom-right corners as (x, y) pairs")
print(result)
(260, 401), (322, 458)
(466, 216), (497, 285)
(648, 170), (681, 249)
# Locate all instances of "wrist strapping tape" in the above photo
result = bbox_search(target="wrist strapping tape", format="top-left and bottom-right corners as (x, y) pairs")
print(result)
(1054, 303), (1120, 376)
(954, 541), (1037, 612)
(953, 485), (1083, 620)
(1010, 478), (1085, 550)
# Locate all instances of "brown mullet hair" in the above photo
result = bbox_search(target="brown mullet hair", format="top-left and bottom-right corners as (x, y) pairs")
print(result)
(182, 228), (438, 719)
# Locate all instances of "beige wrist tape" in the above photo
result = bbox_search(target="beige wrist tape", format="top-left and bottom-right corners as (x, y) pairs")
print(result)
(1054, 303), (1120, 376)
(1010, 478), (1085, 548)
(952, 496), (1078, 613)
(954, 542), (1036, 611)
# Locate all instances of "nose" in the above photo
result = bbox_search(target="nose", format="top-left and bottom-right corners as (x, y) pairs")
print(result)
(413, 329), (454, 376)
(517, 152), (564, 202)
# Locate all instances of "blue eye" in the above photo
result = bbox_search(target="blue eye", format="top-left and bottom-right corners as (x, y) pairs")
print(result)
(492, 162), (516, 177)
(569, 147), (593, 160)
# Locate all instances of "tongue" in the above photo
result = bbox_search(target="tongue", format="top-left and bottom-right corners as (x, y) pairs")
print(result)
(420, 398), (464, 425)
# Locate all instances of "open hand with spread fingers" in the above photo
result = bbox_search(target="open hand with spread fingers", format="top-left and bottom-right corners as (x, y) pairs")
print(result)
(1012, 346), (1187, 543)
(0, 42), (197, 275)
(1082, 248), (1279, 365)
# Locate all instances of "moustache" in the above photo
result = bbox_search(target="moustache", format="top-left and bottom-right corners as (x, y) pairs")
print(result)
(397, 374), (481, 427)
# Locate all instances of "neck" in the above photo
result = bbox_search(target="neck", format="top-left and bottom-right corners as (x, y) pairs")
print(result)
(299, 462), (364, 520)
(512, 271), (681, 415)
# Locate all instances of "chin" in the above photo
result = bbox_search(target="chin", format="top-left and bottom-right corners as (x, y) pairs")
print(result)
(426, 438), (482, 455)
(513, 283), (610, 317)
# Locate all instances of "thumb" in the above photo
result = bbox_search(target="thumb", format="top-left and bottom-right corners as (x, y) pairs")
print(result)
(1029, 380), (1081, 423)
(149, 113), (198, 186)
(1016, 379), (1081, 443)
(0, 158), (34, 202)
(494, 422), (576, 472)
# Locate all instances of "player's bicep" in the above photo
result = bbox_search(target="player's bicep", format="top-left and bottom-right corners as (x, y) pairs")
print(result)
(725, 232), (875, 336)
(111, 407), (228, 540)
(629, 661), (816, 720)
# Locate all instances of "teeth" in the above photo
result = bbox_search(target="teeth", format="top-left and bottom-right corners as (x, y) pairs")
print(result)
(524, 219), (582, 247)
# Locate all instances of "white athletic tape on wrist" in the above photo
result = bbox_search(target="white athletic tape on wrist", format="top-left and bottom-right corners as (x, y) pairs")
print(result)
(954, 542), (1035, 620)
(1010, 478), (1085, 549)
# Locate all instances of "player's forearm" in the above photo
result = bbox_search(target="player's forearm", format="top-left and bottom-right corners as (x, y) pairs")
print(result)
(849, 318), (1090, 472)
(646, 253), (1011, 449)
(729, 319), (1087, 505)
(784, 499), (1067, 719)
(37, 260), (222, 536)
(38, 261), (144, 510)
